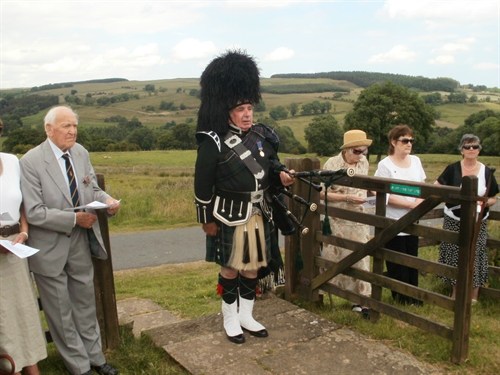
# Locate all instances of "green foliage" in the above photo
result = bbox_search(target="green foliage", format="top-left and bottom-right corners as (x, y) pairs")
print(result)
(428, 110), (500, 156)
(448, 91), (468, 103)
(304, 114), (343, 156)
(301, 100), (332, 115)
(0, 93), (58, 117)
(344, 82), (436, 157)
(127, 127), (155, 150)
(274, 125), (306, 154)
(273, 71), (460, 92)
(254, 100), (267, 112)
(144, 84), (155, 92)
(422, 92), (443, 105)
(269, 105), (289, 120)
(2, 126), (45, 153)
(261, 83), (349, 94)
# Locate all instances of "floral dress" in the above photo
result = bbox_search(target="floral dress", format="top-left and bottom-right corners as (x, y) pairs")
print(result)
(321, 152), (372, 297)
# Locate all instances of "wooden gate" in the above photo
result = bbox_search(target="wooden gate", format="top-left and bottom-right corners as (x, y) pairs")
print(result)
(283, 157), (499, 364)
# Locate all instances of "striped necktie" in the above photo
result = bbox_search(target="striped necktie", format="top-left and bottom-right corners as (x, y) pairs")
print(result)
(62, 153), (80, 208)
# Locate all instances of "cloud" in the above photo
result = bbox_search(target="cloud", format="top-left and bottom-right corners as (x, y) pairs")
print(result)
(382, 0), (497, 21)
(171, 39), (218, 61)
(428, 37), (475, 65)
(225, 0), (295, 9)
(264, 47), (295, 61)
(2, 1), (203, 36)
(440, 37), (475, 53)
(428, 55), (455, 65)
(473, 62), (499, 71)
(368, 45), (417, 63)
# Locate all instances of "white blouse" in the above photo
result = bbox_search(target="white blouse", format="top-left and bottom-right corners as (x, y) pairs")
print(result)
(0, 152), (22, 226)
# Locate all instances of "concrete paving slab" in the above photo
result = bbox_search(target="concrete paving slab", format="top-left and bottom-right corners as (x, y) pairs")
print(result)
(117, 297), (183, 338)
(141, 294), (442, 375)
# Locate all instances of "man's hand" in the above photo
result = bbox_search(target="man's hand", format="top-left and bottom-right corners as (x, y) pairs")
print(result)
(76, 212), (98, 229)
(202, 222), (218, 236)
(280, 170), (295, 187)
(106, 198), (121, 216)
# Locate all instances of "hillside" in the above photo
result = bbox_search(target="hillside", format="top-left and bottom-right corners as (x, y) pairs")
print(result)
(1, 75), (499, 150)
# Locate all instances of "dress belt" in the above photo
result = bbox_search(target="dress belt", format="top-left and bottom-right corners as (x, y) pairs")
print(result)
(0, 223), (20, 237)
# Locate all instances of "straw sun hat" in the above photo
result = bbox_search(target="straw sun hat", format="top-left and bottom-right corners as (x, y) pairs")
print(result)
(341, 129), (372, 149)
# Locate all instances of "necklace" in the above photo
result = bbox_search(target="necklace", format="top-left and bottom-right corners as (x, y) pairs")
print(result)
(461, 161), (478, 171)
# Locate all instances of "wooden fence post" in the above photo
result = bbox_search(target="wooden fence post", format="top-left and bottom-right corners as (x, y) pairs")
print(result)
(284, 157), (321, 301)
(451, 175), (477, 363)
(94, 174), (121, 350)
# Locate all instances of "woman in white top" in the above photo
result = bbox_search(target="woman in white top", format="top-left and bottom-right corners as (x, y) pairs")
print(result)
(374, 125), (426, 305)
(435, 134), (498, 303)
(0, 120), (47, 375)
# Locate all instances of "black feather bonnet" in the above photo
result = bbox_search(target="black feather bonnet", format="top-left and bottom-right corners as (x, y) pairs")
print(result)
(197, 50), (261, 134)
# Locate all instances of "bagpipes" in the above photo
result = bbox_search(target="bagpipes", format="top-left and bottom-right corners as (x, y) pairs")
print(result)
(270, 165), (355, 236)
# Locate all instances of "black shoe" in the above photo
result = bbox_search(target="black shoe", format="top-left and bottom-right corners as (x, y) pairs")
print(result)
(361, 307), (371, 320)
(242, 327), (269, 338)
(91, 363), (119, 375)
(227, 333), (245, 344)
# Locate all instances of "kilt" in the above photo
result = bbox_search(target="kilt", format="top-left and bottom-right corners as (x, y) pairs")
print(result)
(206, 218), (272, 270)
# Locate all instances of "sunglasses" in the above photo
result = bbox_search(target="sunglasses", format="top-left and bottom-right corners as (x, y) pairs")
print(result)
(398, 138), (415, 144)
(351, 148), (368, 155)
(462, 145), (480, 150)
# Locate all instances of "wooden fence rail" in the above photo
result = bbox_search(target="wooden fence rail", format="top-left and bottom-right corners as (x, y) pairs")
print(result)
(283, 157), (499, 364)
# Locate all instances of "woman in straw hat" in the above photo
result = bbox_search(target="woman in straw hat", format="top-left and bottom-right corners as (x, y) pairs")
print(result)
(194, 50), (295, 344)
(320, 129), (373, 317)
(374, 124), (426, 305)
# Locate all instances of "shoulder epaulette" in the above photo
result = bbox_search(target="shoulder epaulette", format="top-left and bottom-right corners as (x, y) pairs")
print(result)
(196, 131), (221, 152)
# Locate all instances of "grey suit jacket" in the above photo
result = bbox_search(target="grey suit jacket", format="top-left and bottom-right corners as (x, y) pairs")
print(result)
(20, 140), (110, 277)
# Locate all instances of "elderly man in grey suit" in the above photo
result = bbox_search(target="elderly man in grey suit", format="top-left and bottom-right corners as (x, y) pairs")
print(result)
(20, 106), (120, 375)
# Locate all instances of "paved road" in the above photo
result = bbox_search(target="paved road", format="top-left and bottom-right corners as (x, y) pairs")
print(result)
(110, 226), (285, 271)
(110, 227), (206, 270)
(110, 202), (499, 271)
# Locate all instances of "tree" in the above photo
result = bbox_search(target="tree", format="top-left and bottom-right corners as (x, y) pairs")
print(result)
(127, 127), (155, 150)
(304, 114), (343, 156)
(2, 127), (45, 153)
(274, 125), (306, 154)
(422, 92), (442, 105)
(144, 84), (155, 93)
(474, 117), (500, 156)
(254, 101), (266, 112)
(343, 82), (436, 159)
(269, 106), (288, 120)
(447, 92), (467, 103)
(156, 123), (196, 150)
(289, 103), (299, 117)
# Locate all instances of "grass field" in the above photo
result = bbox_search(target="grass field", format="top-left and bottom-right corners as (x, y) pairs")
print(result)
(32, 150), (500, 374)
(86, 150), (499, 233)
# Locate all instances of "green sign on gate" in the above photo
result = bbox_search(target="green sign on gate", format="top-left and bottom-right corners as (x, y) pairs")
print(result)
(390, 183), (421, 197)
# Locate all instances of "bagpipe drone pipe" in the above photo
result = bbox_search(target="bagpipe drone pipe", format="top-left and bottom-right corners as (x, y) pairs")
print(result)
(270, 164), (356, 237)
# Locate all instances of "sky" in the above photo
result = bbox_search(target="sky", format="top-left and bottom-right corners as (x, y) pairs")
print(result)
(1, 0), (499, 89)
